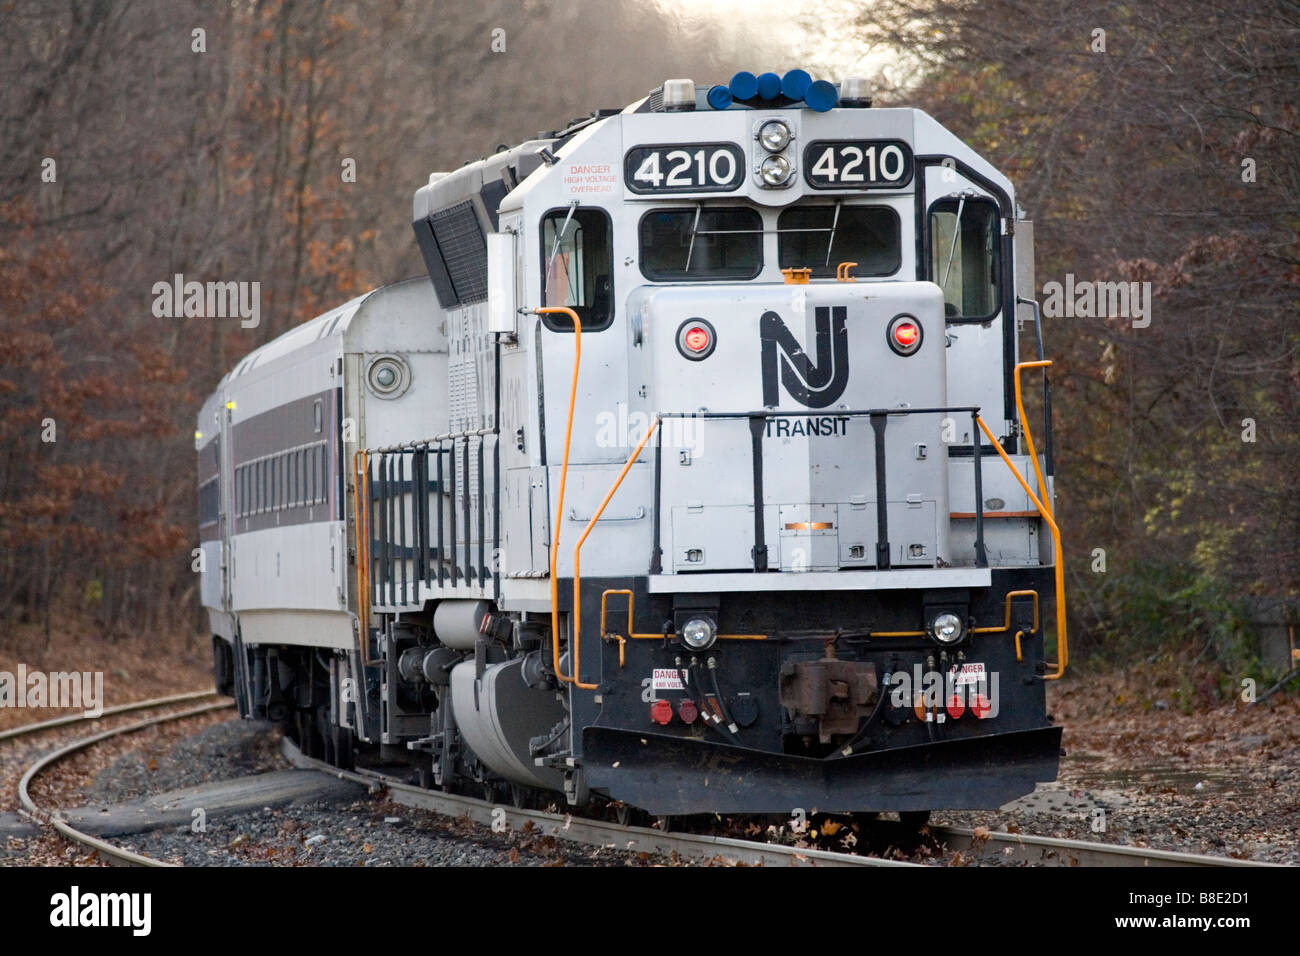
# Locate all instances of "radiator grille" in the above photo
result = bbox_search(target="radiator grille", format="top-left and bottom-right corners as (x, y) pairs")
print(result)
(430, 201), (488, 304)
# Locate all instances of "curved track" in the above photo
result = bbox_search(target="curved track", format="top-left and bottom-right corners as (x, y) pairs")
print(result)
(0, 689), (221, 743)
(281, 737), (1275, 868)
(10, 699), (1278, 868)
(12, 692), (233, 867)
(279, 737), (921, 867)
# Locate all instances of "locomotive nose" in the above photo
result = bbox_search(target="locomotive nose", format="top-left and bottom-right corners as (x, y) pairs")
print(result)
(630, 281), (945, 416)
(628, 280), (951, 573)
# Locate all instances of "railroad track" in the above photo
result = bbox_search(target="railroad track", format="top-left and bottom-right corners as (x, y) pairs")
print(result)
(11, 700), (1278, 869)
(0, 689), (221, 743)
(12, 691), (233, 867)
(280, 738), (921, 867)
(282, 738), (1277, 868)
(928, 825), (1278, 868)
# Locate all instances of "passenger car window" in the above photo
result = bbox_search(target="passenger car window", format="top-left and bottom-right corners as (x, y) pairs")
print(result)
(540, 206), (613, 331)
(929, 197), (999, 320)
(777, 204), (900, 277)
(639, 206), (762, 281)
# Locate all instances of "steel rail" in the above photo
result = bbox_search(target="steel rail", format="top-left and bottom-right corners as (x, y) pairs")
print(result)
(0, 689), (221, 743)
(280, 737), (919, 868)
(16, 698), (234, 867)
(17, 697), (1263, 869)
(930, 825), (1280, 868)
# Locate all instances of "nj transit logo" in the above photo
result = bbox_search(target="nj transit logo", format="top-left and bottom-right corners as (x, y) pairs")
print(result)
(759, 306), (849, 409)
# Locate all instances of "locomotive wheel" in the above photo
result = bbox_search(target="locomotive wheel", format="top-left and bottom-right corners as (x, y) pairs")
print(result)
(294, 710), (310, 757)
(332, 723), (355, 771)
(295, 708), (325, 759)
(613, 803), (641, 827)
(509, 783), (531, 809)
(312, 705), (333, 761)
(655, 814), (674, 833)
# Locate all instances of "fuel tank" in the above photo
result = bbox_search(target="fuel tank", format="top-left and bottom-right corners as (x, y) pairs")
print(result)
(449, 658), (567, 789)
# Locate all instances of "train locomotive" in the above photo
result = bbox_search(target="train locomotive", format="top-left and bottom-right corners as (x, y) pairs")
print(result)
(197, 70), (1067, 818)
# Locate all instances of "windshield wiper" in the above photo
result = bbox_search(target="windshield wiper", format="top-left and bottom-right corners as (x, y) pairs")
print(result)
(939, 192), (969, 289)
(822, 200), (843, 267)
(544, 201), (579, 299)
(683, 203), (703, 272)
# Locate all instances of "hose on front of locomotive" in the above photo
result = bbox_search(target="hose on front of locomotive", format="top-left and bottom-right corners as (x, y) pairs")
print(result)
(833, 680), (892, 759)
(706, 658), (741, 738)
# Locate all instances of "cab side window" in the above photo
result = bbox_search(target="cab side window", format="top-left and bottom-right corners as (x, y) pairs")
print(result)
(929, 198), (999, 320)
(539, 206), (613, 331)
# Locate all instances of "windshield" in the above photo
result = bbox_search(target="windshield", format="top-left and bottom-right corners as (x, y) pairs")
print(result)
(638, 206), (763, 280)
(777, 204), (901, 277)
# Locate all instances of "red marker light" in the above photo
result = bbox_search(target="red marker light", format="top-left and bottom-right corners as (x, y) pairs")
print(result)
(886, 315), (923, 356)
(970, 692), (992, 719)
(676, 319), (717, 360)
(945, 692), (966, 719)
(893, 322), (919, 347)
(683, 326), (711, 352)
(650, 699), (674, 725)
(678, 698), (699, 724)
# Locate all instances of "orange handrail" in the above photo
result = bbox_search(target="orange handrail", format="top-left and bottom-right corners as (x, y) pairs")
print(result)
(972, 589), (1040, 635)
(568, 418), (661, 687)
(975, 415), (1067, 678)
(598, 587), (767, 666)
(600, 589), (638, 668)
(1014, 360), (1053, 517)
(535, 306), (584, 686)
(351, 449), (374, 666)
(867, 590), (1038, 641)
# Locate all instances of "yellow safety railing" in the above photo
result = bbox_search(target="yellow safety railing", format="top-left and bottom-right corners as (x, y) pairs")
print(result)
(537, 306), (1062, 682)
(972, 589), (1040, 636)
(1014, 359), (1053, 518)
(975, 390), (1067, 679)
(600, 589), (638, 668)
(598, 588), (766, 668)
(568, 417), (662, 687)
(535, 306), (588, 687)
(351, 450), (374, 665)
(972, 589), (1040, 663)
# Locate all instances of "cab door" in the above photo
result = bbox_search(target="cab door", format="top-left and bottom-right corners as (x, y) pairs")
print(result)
(923, 164), (1010, 446)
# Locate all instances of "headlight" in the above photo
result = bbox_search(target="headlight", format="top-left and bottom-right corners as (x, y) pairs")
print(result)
(931, 612), (964, 644)
(758, 154), (794, 187)
(680, 617), (717, 651)
(757, 119), (792, 152)
(366, 355), (410, 398)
